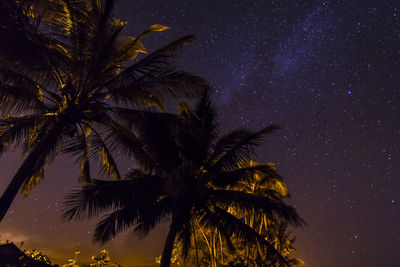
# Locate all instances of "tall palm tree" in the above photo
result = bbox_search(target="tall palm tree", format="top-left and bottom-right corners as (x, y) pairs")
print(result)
(63, 92), (304, 267)
(153, 162), (305, 267)
(0, 0), (208, 221)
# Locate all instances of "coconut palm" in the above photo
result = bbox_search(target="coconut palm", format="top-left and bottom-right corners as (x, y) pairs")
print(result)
(158, 162), (305, 267)
(0, 0), (208, 221)
(63, 92), (304, 267)
(229, 165), (305, 267)
(90, 249), (121, 267)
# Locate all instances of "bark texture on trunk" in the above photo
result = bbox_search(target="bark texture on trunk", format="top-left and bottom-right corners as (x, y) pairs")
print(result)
(0, 128), (59, 222)
(160, 212), (180, 267)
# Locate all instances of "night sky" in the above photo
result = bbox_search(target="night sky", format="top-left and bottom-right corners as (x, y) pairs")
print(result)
(0, 0), (399, 266)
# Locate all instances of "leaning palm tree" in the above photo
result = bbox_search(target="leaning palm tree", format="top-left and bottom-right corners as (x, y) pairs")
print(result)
(0, 0), (208, 221)
(63, 92), (304, 267)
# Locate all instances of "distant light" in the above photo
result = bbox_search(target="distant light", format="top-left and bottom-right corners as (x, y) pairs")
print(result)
(347, 90), (352, 95)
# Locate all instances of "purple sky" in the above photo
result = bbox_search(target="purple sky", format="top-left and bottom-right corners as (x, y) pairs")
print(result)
(0, 0), (399, 266)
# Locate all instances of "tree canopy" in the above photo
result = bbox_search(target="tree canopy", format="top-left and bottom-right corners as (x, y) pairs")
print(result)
(0, 0), (208, 221)
(64, 92), (304, 267)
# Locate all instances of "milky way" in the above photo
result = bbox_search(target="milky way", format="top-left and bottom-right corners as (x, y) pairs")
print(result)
(0, 1), (399, 266)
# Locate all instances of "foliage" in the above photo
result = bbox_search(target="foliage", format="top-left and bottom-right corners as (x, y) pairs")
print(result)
(91, 249), (111, 266)
(64, 92), (304, 267)
(62, 250), (121, 267)
(156, 162), (305, 267)
(25, 249), (52, 265)
(62, 251), (81, 267)
(221, 161), (305, 266)
(90, 249), (121, 266)
(0, 0), (208, 221)
(155, 247), (183, 265)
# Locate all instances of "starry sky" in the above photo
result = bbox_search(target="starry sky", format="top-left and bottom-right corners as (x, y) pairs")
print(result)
(0, 0), (399, 266)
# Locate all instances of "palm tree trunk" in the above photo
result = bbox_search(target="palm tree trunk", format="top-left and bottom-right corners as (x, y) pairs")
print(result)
(0, 127), (59, 222)
(160, 212), (180, 267)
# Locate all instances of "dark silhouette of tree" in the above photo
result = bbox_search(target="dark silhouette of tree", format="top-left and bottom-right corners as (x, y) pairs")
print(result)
(157, 162), (305, 267)
(0, 0), (208, 221)
(90, 249), (121, 267)
(221, 161), (304, 267)
(24, 249), (52, 265)
(63, 92), (304, 267)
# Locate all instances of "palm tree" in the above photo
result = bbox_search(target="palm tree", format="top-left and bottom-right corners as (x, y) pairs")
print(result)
(90, 249), (121, 267)
(0, 0), (208, 221)
(218, 161), (305, 267)
(63, 92), (304, 267)
(161, 162), (304, 267)
(62, 251), (81, 267)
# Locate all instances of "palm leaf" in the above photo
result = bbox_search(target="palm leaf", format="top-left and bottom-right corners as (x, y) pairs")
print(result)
(63, 175), (164, 221)
(133, 196), (172, 239)
(209, 205), (290, 266)
(209, 125), (280, 172)
(94, 206), (140, 244)
(21, 163), (45, 196)
(90, 131), (121, 180)
(96, 114), (155, 170)
(211, 189), (304, 227)
(106, 35), (203, 98)
(210, 164), (280, 188)
(0, 115), (45, 154)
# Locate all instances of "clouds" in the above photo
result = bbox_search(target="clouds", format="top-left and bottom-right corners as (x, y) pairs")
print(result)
(0, 229), (31, 243)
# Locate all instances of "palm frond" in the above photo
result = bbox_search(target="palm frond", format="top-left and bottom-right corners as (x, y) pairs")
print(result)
(210, 164), (281, 188)
(63, 175), (164, 221)
(194, 207), (238, 253)
(177, 91), (217, 163)
(79, 149), (91, 185)
(209, 125), (280, 172)
(209, 205), (290, 266)
(78, 127), (92, 185)
(133, 70), (211, 99)
(175, 221), (192, 258)
(106, 107), (180, 133)
(21, 120), (62, 158)
(19, 124), (64, 195)
(111, 23), (169, 65)
(193, 90), (218, 138)
(0, 68), (49, 113)
(21, 162), (45, 196)
(90, 131), (121, 180)
(106, 35), (197, 92)
(211, 189), (304, 227)
(105, 86), (164, 110)
(96, 114), (155, 170)
(63, 180), (132, 221)
(93, 206), (140, 244)
(0, 115), (46, 154)
(133, 196), (172, 239)
(0, 1), (69, 88)
(61, 133), (85, 156)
